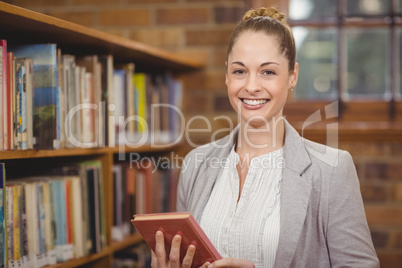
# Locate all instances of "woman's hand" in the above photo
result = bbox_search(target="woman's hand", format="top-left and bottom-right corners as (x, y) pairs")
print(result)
(208, 258), (255, 268)
(151, 230), (210, 268)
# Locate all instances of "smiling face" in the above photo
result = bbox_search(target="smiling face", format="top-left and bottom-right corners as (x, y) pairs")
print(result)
(226, 30), (298, 128)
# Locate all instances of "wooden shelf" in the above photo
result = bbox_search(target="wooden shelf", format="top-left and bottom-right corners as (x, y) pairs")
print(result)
(0, 143), (180, 160)
(0, 2), (204, 72)
(45, 234), (144, 268)
(109, 233), (144, 253)
(0, 2), (201, 267)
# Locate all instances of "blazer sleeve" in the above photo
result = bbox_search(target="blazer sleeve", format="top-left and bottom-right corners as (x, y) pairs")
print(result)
(326, 150), (380, 268)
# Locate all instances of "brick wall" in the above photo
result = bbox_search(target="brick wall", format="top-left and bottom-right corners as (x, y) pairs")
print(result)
(5, 0), (402, 266)
(343, 140), (402, 266)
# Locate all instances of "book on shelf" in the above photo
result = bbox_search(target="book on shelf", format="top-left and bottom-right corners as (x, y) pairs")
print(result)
(11, 43), (59, 150)
(113, 242), (151, 267)
(131, 212), (222, 268)
(1, 159), (106, 267)
(0, 40), (6, 152)
(0, 38), (184, 151)
(0, 163), (5, 267)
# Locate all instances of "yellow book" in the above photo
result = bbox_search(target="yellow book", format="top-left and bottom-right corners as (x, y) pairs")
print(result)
(133, 73), (147, 133)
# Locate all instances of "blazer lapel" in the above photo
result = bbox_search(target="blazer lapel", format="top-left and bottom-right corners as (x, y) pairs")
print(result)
(274, 120), (313, 267)
(189, 128), (238, 222)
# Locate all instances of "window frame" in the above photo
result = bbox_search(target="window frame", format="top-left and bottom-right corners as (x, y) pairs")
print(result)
(285, 0), (402, 123)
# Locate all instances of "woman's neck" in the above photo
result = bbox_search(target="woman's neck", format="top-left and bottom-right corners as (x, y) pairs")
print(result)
(236, 119), (285, 158)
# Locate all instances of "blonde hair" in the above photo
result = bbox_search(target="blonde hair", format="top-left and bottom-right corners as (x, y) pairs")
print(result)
(227, 7), (296, 72)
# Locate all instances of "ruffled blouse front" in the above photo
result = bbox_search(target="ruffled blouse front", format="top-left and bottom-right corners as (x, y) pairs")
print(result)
(200, 145), (284, 268)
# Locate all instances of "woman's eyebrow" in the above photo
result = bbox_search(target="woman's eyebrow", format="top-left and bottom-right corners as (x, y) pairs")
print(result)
(230, 61), (279, 67)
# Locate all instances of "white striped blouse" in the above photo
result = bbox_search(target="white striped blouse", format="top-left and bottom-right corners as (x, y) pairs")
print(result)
(199, 145), (284, 268)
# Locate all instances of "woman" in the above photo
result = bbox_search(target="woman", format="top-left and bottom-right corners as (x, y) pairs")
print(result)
(152, 7), (379, 268)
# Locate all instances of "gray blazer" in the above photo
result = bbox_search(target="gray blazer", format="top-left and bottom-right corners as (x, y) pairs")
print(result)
(177, 120), (379, 267)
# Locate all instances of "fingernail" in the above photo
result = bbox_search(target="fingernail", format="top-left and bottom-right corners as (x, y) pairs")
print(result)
(156, 231), (162, 238)
(208, 265), (213, 268)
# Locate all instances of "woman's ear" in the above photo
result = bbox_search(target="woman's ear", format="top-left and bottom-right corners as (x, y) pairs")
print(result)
(289, 62), (299, 89)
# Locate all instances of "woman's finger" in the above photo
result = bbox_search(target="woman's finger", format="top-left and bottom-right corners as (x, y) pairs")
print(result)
(151, 250), (158, 268)
(182, 244), (196, 268)
(154, 231), (167, 266)
(169, 235), (182, 267)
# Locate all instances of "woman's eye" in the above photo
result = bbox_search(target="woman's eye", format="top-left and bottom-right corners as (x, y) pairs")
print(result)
(233, 69), (245, 75)
(262, 70), (275, 75)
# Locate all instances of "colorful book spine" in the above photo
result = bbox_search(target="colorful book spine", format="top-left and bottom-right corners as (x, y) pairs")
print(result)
(11, 44), (59, 150)
(0, 163), (5, 267)
(0, 40), (6, 151)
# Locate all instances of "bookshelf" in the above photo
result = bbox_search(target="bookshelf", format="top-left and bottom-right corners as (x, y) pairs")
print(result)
(0, 1), (203, 268)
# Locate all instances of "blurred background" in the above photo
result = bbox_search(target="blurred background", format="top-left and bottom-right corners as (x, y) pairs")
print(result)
(5, 0), (402, 266)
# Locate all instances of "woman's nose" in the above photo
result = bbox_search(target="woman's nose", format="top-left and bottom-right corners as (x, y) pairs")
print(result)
(245, 74), (261, 94)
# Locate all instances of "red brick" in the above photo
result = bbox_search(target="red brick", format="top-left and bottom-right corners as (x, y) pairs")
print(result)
(212, 48), (228, 68)
(394, 232), (402, 248)
(175, 48), (209, 67)
(8, 0), (66, 7)
(390, 143), (402, 155)
(183, 71), (226, 91)
(130, 28), (183, 47)
(392, 183), (402, 202)
(387, 163), (402, 179)
(156, 8), (208, 25)
(186, 29), (233, 46)
(371, 231), (389, 248)
(71, 0), (119, 4)
(47, 11), (94, 26)
(366, 205), (402, 225)
(377, 251), (402, 268)
(343, 142), (389, 157)
(186, 0), (240, 2)
(214, 95), (233, 112)
(183, 91), (209, 113)
(365, 163), (387, 179)
(99, 9), (150, 26)
(214, 6), (245, 24)
(360, 185), (389, 203)
(129, 0), (177, 3)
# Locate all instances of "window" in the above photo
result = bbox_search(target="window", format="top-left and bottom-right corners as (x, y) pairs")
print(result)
(288, 0), (401, 121)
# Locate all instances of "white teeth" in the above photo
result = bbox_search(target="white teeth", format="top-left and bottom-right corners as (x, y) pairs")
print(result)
(242, 99), (268, 106)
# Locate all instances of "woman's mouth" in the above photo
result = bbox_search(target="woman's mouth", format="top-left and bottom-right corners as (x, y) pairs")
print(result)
(241, 98), (269, 106)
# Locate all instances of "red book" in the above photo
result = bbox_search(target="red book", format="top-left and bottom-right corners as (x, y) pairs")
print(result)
(131, 212), (221, 268)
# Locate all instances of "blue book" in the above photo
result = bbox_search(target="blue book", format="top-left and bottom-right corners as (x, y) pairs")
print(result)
(11, 44), (60, 150)
(51, 179), (67, 262)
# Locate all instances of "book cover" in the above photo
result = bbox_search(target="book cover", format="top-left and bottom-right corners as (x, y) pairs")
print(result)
(113, 69), (126, 145)
(17, 58), (34, 150)
(133, 73), (147, 133)
(131, 212), (221, 268)
(12, 185), (21, 263)
(0, 163), (5, 267)
(112, 165), (124, 241)
(25, 182), (39, 267)
(99, 55), (114, 147)
(6, 52), (14, 151)
(6, 186), (13, 267)
(51, 179), (68, 262)
(0, 40), (6, 151)
(11, 44), (59, 150)
(71, 176), (84, 258)
(15, 60), (27, 150)
(77, 56), (101, 147)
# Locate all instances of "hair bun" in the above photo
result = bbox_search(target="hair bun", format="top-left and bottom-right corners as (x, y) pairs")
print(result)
(242, 7), (287, 25)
